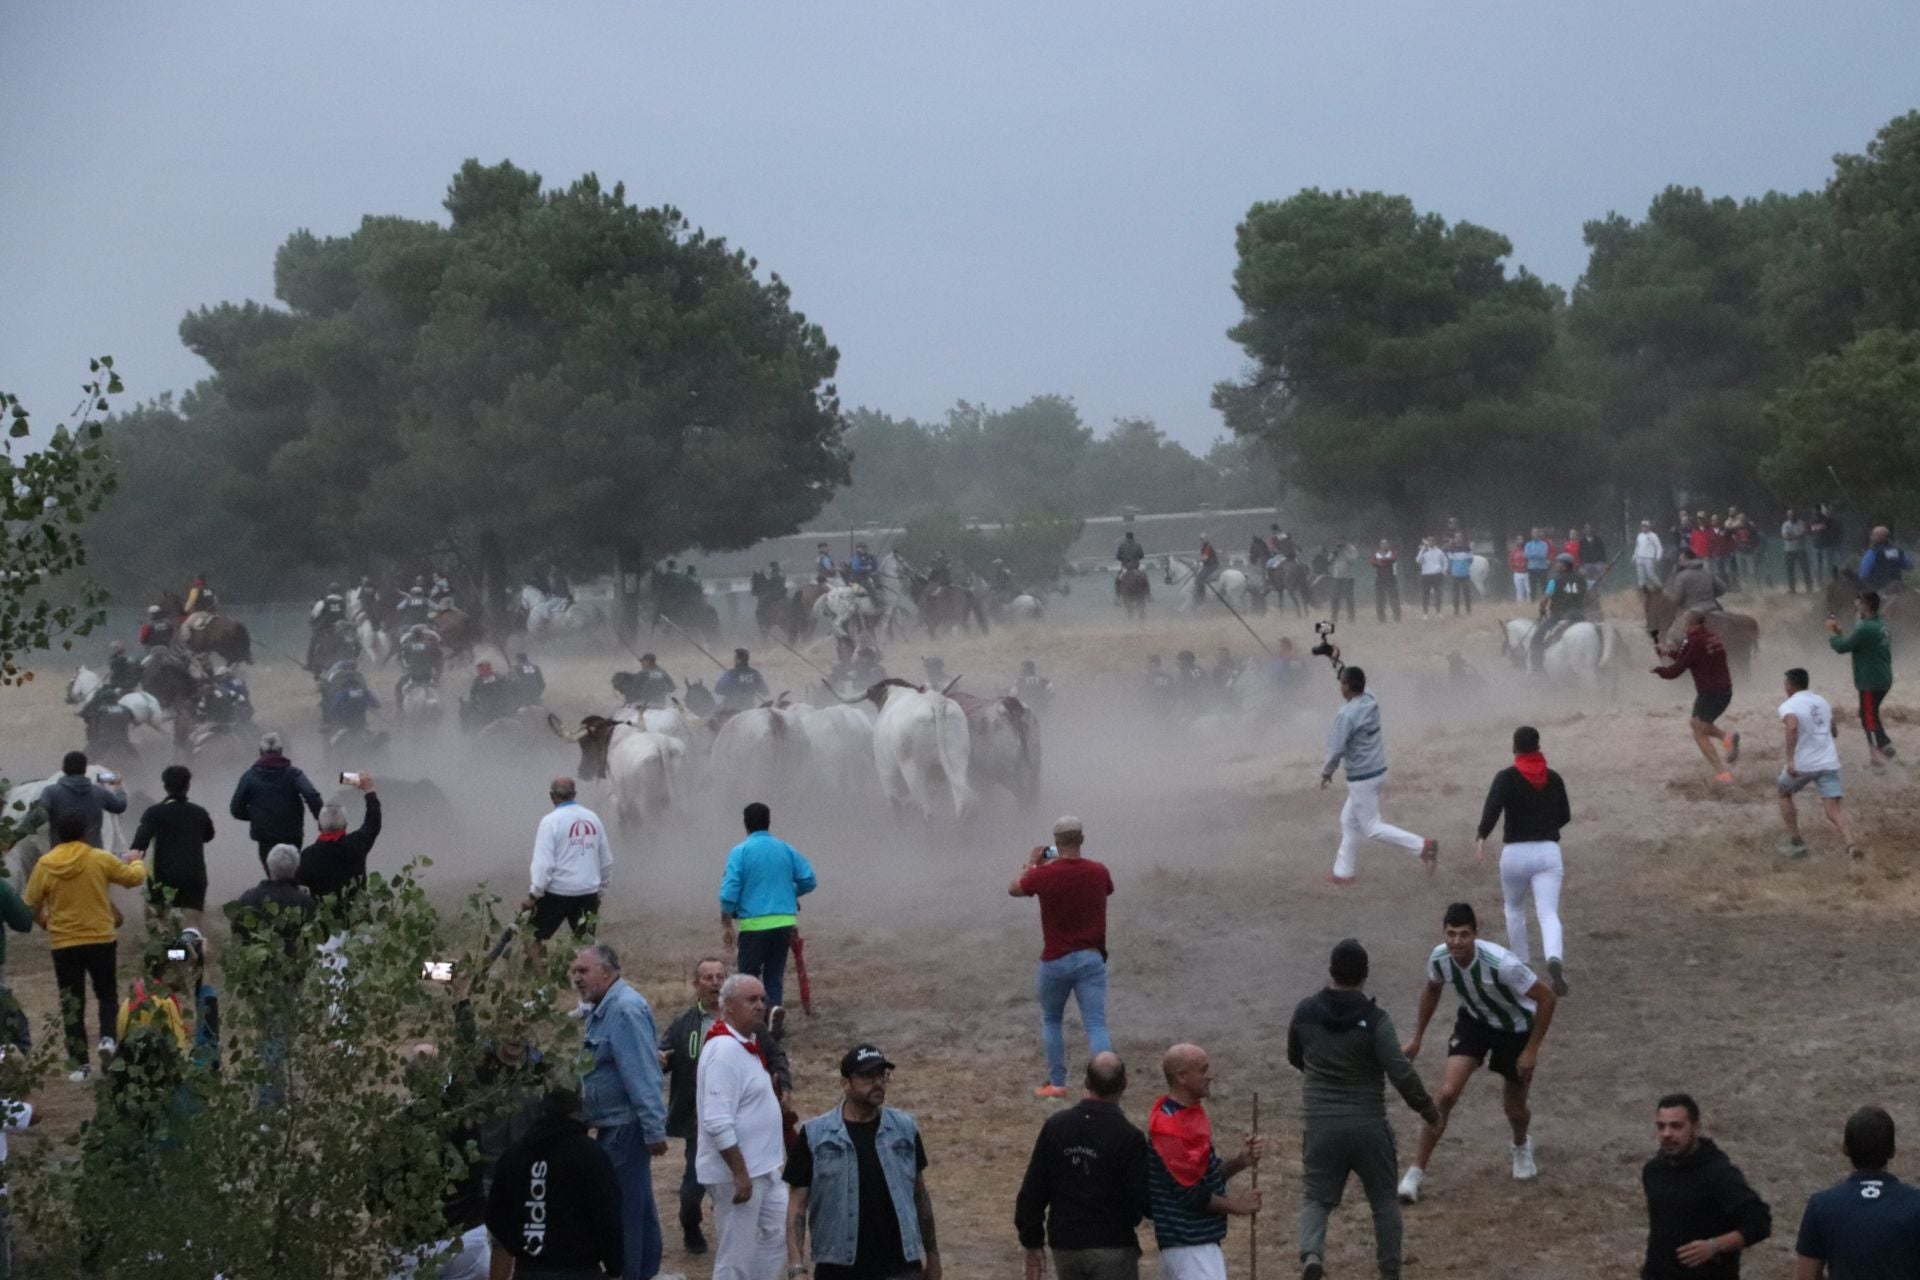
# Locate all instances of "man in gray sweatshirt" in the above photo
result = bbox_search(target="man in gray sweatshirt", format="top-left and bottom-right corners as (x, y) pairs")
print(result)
(1319, 666), (1436, 884)
(1288, 939), (1439, 1280)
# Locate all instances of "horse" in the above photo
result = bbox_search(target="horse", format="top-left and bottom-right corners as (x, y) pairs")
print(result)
(1182, 565), (1254, 613)
(66, 666), (170, 734)
(1824, 570), (1920, 631)
(651, 587), (722, 645)
(1639, 587), (1758, 677)
(1265, 558), (1318, 615)
(161, 589), (252, 668)
(397, 680), (443, 730)
(1004, 593), (1044, 625)
(1115, 567), (1151, 620)
(431, 605), (474, 660)
(913, 581), (989, 638)
(346, 586), (391, 665)
(1497, 618), (1624, 689)
(519, 585), (608, 642)
(138, 650), (200, 718)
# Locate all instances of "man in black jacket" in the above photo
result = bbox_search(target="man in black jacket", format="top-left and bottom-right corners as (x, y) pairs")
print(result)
(230, 732), (324, 867)
(1476, 725), (1574, 995)
(1289, 939), (1439, 1280)
(225, 844), (316, 954)
(130, 764), (216, 928)
(1642, 1093), (1770, 1280)
(1014, 1051), (1148, 1280)
(658, 955), (791, 1255)
(295, 775), (381, 903)
(486, 1087), (626, 1277)
(23, 750), (128, 850)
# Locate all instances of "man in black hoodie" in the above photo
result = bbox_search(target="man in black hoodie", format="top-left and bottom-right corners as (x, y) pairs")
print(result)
(229, 732), (324, 868)
(1014, 1051), (1149, 1280)
(1642, 1093), (1770, 1280)
(1288, 939), (1439, 1280)
(486, 1086), (626, 1277)
(1475, 725), (1574, 995)
(23, 751), (127, 850)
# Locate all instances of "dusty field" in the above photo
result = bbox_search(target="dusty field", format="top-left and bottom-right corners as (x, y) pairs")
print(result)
(3, 586), (1916, 1279)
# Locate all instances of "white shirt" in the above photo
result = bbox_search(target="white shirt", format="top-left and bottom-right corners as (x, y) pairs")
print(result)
(696, 1026), (785, 1182)
(1635, 531), (1663, 560)
(0, 1098), (31, 1164)
(1416, 545), (1448, 575)
(1779, 689), (1842, 774)
(529, 801), (612, 897)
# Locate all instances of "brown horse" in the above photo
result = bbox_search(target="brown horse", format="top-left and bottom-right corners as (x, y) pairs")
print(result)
(1114, 567), (1150, 620)
(915, 582), (989, 638)
(431, 605), (474, 660)
(163, 590), (253, 666)
(1639, 587), (1758, 676)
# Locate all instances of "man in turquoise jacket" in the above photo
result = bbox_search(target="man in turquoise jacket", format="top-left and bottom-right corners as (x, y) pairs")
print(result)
(719, 802), (817, 1033)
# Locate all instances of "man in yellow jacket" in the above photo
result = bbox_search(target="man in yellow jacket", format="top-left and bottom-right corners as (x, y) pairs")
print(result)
(25, 810), (147, 1080)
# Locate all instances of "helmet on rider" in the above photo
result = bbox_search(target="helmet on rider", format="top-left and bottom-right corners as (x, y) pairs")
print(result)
(147, 605), (162, 617)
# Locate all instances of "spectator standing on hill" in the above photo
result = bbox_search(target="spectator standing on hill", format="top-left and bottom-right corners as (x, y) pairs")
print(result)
(1828, 590), (1896, 765)
(1635, 521), (1665, 589)
(229, 733), (323, 868)
(1642, 1093), (1770, 1280)
(1508, 537), (1530, 603)
(1010, 817), (1114, 1100)
(1580, 524), (1609, 585)
(129, 765), (215, 930)
(1446, 537), (1475, 616)
(1782, 510), (1812, 594)
(1370, 539), (1401, 623)
(1523, 529), (1552, 600)
(1810, 505), (1841, 582)
(1015, 1051), (1149, 1280)
(1795, 1105), (1920, 1279)
(1416, 538), (1448, 617)
(1328, 540), (1357, 624)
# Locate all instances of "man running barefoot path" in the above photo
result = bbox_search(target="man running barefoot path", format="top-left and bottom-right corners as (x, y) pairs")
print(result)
(1652, 611), (1739, 784)
(1397, 902), (1558, 1205)
(1320, 666), (1437, 885)
(1475, 726), (1573, 996)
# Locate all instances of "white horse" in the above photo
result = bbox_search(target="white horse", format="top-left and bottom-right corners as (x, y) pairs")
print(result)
(1005, 593), (1045, 624)
(345, 587), (391, 665)
(1469, 554), (1491, 599)
(1183, 567), (1254, 613)
(66, 666), (170, 733)
(1498, 618), (1620, 688)
(813, 584), (882, 638)
(519, 585), (607, 641)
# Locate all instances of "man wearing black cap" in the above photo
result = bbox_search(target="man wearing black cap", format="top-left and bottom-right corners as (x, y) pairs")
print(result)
(1288, 940), (1439, 1280)
(715, 650), (770, 713)
(614, 653), (677, 709)
(786, 1044), (942, 1279)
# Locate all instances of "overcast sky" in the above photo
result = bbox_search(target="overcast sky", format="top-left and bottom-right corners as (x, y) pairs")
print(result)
(5, 1), (1918, 449)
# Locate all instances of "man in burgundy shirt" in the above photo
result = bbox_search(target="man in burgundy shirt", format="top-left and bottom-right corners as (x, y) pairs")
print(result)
(1652, 610), (1739, 784)
(1009, 816), (1115, 1101)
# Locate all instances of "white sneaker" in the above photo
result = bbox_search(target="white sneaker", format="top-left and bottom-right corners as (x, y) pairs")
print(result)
(1511, 1138), (1538, 1181)
(1397, 1166), (1424, 1204)
(67, 1065), (90, 1083)
(98, 1036), (117, 1059)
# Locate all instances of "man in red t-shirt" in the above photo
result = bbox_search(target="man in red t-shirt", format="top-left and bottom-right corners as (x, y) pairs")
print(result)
(1652, 610), (1739, 784)
(1009, 816), (1114, 1100)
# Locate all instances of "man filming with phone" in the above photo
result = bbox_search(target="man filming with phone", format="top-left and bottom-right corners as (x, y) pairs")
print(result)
(1009, 817), (1115, 1102)
(295, 773), (381, 905)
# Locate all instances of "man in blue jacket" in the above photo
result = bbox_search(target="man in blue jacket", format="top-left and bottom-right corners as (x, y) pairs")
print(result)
(571, 941), (670, 1280)
(719, 802), (817, 1037)
(229, 732), (324, 868)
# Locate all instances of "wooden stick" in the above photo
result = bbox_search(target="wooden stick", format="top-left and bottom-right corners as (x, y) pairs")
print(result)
(1250, 1089), (1260, 1280)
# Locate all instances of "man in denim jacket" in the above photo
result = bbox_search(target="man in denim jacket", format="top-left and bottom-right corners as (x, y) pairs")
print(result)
(786, 1044), (943, 1279)
(572, 942), (670, 1279)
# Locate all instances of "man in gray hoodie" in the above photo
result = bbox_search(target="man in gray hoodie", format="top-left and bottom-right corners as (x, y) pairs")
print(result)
(1288, 939), (1439, 1280)
(23, 752), (127, 850)
(1319, 667), (1436, 884)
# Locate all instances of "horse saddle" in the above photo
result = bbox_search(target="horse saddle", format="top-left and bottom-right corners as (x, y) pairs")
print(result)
(184, 611), (215, 633)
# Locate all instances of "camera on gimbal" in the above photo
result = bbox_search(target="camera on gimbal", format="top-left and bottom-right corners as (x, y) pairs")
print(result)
(1309, 619), (1345, 672)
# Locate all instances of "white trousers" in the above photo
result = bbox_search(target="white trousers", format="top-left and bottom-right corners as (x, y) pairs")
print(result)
(1160, 1243), (1229, 1280)
(1512, 571), (1530, 602)
(707, 1173), (789, 1280)
(1335, 774), (1424, 879)
(1499, 841), (1564, 964)
(1634, 557), (1661, 588)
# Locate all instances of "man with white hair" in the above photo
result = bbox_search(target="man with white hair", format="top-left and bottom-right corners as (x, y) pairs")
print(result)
(572, 942), (669, 1280)
(227, 843), (316, 951)
(230, 731), (324, 868)
(524, 777), (612, 942)
(295, 774), (381, 904)
(697, 973), (787, 1279)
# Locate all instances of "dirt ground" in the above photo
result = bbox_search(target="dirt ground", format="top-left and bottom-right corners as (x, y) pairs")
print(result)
(3, 585), (1915, 1278)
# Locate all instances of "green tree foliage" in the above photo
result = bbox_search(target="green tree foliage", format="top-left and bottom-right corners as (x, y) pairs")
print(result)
(1762, 329), (1920, 526)
(894, 506), (1084, 587)
(113, 159), (847, 635)
(10, 867), (577, 1279)
(1214, 189), (1576, 537)
(1075, 417), (1212, 513)
(1828, 111), (1920, 333)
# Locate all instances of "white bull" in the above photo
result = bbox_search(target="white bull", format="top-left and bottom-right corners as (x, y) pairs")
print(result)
(521, 585), (608, 642)
(4, 765), (130, 883)
(709, 704), (813, 802)
(798, 703), (876, 794)
(955, 693), (1041, 807)
(548, 713), (685, 834)
(857, 679), (973, 820)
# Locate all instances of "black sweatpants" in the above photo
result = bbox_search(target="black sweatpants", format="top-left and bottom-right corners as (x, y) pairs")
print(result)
(532, 892), (602, 942)
(52, 942), (118, 1066)
(1374, 579), (1401, 621)
(1861, 688), (1895, 753)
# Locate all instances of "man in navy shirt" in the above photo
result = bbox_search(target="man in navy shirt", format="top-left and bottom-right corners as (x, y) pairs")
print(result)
(1796, 1106), (1920, 1279)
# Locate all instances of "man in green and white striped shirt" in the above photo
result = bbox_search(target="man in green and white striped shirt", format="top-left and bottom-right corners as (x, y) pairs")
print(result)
(1396, 902), (1558, 1204)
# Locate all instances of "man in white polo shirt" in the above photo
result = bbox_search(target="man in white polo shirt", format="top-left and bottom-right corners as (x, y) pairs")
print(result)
(1776, 668), (1859, 861)
(697, 973), (787, 1279)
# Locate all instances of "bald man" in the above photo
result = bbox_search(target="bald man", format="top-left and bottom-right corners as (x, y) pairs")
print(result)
(1144, 1044), (1262, 1280)
(1016, 1051), (1150, 1279)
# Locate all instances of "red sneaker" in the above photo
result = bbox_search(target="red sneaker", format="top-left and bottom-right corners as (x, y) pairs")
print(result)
(1033, 1084), (1069, 1099)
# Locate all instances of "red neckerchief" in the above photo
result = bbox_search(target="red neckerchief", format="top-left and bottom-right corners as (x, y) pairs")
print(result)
(704, 1018), (776, 1084)
(1148, 1095), (1213, 1187)
(1513, 752), (1550, 790)
(317, 831), (346, 843)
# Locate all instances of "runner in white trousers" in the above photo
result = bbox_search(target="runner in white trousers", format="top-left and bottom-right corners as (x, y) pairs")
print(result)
(1320, 665), (1438, 884)
(1474, 725), (1573, 995)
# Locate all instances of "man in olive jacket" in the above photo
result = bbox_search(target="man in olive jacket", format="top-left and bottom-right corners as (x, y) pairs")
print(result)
(1287, 939), (1440, 1280)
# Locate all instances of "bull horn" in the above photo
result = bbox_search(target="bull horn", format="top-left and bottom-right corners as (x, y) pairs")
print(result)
(939, 675), (962, 696)
(546, 712), (587, 743)
(670, 696), (708, 729)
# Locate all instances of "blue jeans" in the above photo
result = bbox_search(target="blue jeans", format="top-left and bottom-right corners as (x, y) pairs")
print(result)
(597, 1122), (663, 1280)
(736, 926), (793, 1010)
(1036, 950), (1111, 1088)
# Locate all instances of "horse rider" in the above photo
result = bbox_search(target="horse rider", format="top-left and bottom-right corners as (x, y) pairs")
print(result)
(395, 622), (444, 706)
(613, 652), (677, 708)
(1530, 553), (1594, 672)
(1012, 659), (1053, 713)
(545, 564), (574, 604)
(990, 558), (1016, 602)
(815, 541), (837, 583)
(1197, 534), (1221, 587)
(195, 665), (252, 726)
(1248, 531), (1272, 569)
(106, 641), (138, 691)
(714, 648), (770, 712)
(847, 542), (879, 592)
(182, 573), (217, 619)
(80, 692), (134, 759)
(928, 550), (954, 589)
(829, 635), (886, 694)
(429, 571), (452, 606)
(392, 587), (431, 632)
(761, 560), (788, 600)
(139, 605), (176, 651)
(1142, 654), (1175, 709)
(1116, 531), (1145, 569)
(466, 660), (517, 726)
(354, 575), (384, 619)
(509, 651), (546, 710)
(1661, 551), (1726, 646)
(1859, 525), (1914, 593)
(318, 658), (379, 730)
